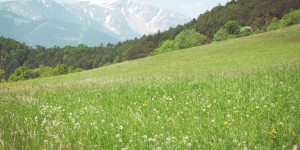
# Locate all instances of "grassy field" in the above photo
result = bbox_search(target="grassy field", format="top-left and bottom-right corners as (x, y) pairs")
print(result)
(0, 25), (300, 149)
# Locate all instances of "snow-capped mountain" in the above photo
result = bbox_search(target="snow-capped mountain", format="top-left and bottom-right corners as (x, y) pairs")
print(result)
(64, 0), (191, 39)
(0, 0), (191, 46)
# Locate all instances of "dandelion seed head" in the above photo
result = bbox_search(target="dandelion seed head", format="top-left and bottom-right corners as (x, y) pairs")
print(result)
(116, 134), (121, 138)
(143, 135), (148, 139)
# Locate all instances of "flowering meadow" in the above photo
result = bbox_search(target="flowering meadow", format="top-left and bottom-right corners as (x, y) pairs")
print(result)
(1, 25), (300, 149)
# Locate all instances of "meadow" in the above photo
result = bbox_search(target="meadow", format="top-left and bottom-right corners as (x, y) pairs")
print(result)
(0, 25), (300, 149)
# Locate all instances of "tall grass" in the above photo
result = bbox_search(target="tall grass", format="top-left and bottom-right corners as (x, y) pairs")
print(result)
(1, 65), (299, 149)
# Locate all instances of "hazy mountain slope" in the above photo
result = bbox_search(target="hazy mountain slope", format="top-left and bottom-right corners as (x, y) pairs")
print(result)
(64, 0), (191, 39)
(0, 10), (118, 47)
(0, 10), (32, 39)
(0, 0), (191, 43)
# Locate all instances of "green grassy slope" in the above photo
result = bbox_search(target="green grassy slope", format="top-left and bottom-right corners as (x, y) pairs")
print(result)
(0, 25), (300, 149)
(11, 24), (300, 86)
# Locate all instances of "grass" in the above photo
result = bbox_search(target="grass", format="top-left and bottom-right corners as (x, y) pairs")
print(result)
(0, 25), (300, 149)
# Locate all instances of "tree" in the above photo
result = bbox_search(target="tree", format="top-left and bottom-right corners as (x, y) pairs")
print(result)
(174, 29), (207, 50)
(224, 20), (241, 35)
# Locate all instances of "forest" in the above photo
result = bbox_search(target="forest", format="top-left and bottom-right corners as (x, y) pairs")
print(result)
(0, 0), (299, 82)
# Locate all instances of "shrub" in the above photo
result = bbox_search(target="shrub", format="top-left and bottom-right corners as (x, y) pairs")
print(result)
(239, 26), (253, 37)
(153, 40), (175, 55)
(267, 9), (300, 31)
(214, 20), (242, 41)
(213, 28), (229, 41)
(53, 64), (68, 75)
(8, 66), (38, 82)
(174, 29), (207, 50)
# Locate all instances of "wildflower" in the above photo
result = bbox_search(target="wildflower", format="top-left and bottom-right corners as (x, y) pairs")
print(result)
(269, 128), (278, 139)
(119, 125), (123, 130)
(34, 116), (38, 121)
(223, 121), (228, 126)
(143, 103), (148, 107)
(116, 134), (121, 138)
(41, 118), (47, 126)
(166, 137), (171, 142)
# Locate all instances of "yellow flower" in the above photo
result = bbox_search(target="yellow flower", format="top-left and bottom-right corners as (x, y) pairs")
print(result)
(143, 103), (148, 107)
(223, 121), (228, 126)
(269, 128), (278, 139)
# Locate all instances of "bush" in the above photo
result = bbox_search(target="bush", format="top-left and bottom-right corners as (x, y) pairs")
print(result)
(239, 26), (253, 37)
(213, 20), (242, 41)
(0, 69), (5, 83)
(8, 66), (38, 82)
(33, 65), (54, 77)
(267, 9), (300, 31)
(213, 28), (229, 42)
(153, 40), (175, 55)
(53, 64), (68, 75)
(267, 17), (281, 31)
(174, 29), (207, 50)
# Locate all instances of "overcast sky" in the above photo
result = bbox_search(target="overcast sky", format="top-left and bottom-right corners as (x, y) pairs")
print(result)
(0, 0), (229, 18)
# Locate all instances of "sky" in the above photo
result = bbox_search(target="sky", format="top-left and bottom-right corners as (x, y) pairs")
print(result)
(0, 0), (229, 18)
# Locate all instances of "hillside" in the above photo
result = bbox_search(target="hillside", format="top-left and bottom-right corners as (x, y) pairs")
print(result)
(11, 24), (300, 85)
(0, 25), (300, 149)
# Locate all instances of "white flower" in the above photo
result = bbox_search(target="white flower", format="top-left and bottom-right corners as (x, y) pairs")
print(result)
(41, 118), (47, 126)
(116, 134), (121, 138)
(143, 135), (148, 139)
(119, 125), (123, 130)
(292, 145), (298, 150)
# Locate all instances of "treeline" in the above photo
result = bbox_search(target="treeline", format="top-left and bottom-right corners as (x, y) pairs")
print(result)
(1, 0), (299, 82)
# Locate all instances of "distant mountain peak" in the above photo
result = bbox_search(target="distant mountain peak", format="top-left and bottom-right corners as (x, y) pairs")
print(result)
(78, 0), (122, 6)
(0, 0), (191, 46)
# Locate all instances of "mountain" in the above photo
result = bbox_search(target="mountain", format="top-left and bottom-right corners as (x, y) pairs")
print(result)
(63, 0), (191, 39)
(0, 10), (118, 47)
(0, 0), (191, 47)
